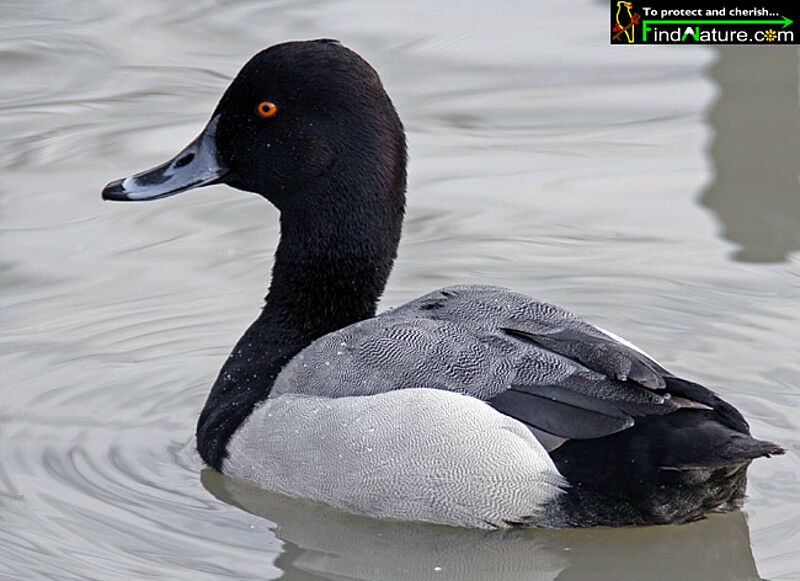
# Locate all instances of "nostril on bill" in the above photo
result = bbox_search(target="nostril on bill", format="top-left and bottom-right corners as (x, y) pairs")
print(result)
(174, 152), (195, 168)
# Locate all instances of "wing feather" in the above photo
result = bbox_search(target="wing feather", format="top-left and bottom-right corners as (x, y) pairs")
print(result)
(272, 284), (724, 444)
(489, 388), (635, 439)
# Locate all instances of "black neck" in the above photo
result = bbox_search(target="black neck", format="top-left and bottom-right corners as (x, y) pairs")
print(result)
(196, 173), (405, 470)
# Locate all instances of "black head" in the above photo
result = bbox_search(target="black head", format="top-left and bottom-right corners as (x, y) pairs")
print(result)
(102, 40), (407, 217)
(214, 40), (406, 212)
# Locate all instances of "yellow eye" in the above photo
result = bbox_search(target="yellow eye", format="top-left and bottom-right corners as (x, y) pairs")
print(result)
(256, 101), (278, 118)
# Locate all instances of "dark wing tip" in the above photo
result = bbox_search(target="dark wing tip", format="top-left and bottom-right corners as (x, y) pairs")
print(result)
(489, 388), (635, 440)
(501, 326), (667, 391)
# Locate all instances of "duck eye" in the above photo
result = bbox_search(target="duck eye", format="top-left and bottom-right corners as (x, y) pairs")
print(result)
(256, 101), (278, 118)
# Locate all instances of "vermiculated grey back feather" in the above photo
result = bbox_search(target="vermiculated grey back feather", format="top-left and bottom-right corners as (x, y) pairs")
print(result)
(271, 285), (689, 442)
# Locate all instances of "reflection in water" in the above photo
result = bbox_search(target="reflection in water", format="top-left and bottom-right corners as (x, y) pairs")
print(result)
(701, 47), (800, 263)
(203, 469), (760, 581)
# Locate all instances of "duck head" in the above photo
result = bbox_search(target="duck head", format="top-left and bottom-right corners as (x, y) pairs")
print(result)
(102, 40), (406, 215)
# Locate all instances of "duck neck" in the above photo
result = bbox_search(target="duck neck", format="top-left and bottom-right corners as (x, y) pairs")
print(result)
(196, 182), (405, 470)
(268, 200), (402, 337)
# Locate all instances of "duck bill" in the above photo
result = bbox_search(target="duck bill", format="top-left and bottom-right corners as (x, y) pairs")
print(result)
(102, 116), (227, 201)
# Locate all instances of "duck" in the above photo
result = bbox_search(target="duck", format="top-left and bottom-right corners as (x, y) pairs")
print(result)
(102, 39), (783, 529)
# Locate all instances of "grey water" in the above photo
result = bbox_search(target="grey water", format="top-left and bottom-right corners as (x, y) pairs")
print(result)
(1, 0), (799, 579)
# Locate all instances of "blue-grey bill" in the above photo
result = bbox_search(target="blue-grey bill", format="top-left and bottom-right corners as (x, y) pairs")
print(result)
(102, 116), (227, 201)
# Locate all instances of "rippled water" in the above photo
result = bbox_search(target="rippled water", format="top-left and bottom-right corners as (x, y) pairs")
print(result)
(2, 1), (799, 579)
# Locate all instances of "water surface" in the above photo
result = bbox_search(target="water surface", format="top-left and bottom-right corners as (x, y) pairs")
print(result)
(1, 1), (799, 579)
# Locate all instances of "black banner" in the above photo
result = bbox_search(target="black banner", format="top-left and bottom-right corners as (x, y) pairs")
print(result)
(611, 1), (797, 44)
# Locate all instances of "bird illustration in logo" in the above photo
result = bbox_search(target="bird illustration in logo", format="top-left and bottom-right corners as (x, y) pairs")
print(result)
(613, 1), (637, 43)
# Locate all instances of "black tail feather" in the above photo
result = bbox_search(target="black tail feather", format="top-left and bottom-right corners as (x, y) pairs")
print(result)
(549, 409), (783, 526)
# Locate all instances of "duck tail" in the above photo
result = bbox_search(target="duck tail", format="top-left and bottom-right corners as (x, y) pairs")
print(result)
(658, 432), (784, 472)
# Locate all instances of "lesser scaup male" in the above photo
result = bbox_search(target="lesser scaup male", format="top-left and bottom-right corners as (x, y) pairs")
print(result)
(103, 40), (783, 529)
